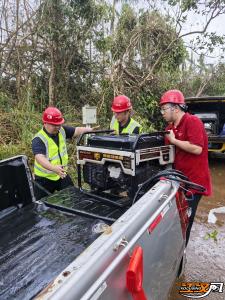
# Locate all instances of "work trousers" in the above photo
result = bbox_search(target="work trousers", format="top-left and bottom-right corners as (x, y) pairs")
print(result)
(186, 194), (202, 246)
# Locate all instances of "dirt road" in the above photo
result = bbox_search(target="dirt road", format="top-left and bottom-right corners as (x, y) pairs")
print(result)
(169, 157), (225, 300)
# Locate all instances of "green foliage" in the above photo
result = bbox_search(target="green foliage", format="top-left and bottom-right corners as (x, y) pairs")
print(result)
(0, 92), (14, 112)
(195, 33), (225, 54)
(1, 0), (225, 161)
(204, 64), (225, 96)
(111, 4), (137, 60)
(0, 109), (41, 162)
(180, 59), (225, 97)
(107, 8), (188, 123)
(181, 0), (198, 12)
(0, 144), (31, 161)
(204, 230), (218, 242)
(135, 93), (165, 130)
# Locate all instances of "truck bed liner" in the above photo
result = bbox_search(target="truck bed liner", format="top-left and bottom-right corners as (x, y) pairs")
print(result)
(43, 186), (128, 223)
(0, 200), (103, 300)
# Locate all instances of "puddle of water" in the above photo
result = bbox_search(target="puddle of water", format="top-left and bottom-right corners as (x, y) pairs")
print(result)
(169, 157), (225, 300)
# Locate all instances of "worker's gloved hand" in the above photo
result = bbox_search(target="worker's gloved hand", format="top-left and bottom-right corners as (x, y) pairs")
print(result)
(52, 165), (67, 179)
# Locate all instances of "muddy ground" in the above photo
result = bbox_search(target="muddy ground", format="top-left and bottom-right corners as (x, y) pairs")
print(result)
(169, 157), (225, 300)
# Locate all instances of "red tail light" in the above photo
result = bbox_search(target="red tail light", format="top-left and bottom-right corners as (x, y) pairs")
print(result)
(126, 246), (147, 300)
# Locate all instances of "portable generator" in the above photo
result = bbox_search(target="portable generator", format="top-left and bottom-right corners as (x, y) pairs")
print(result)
(76, 131), (175, 198)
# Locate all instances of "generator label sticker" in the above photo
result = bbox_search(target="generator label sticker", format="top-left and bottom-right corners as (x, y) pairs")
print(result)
(102, 153), (124, 160)
(177, 282), (224, 298)
(79, 150), (125, 162)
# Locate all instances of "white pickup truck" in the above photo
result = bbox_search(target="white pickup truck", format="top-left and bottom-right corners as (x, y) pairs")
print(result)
(0, 133), (203, 300)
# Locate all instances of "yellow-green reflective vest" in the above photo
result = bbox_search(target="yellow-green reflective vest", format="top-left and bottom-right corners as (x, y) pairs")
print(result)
(110, 116), (142, 134)
(33, 128), (68, 181)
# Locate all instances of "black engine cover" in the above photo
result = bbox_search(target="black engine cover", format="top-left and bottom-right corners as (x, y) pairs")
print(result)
(87, 134), (164, 151)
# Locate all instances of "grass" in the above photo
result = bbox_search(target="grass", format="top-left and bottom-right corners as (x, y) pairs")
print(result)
(0, 108), (80, 174)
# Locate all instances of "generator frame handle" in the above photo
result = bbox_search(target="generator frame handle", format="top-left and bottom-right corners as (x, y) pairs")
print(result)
(77, 129), (115, 146)
(132, 131), (170, 150)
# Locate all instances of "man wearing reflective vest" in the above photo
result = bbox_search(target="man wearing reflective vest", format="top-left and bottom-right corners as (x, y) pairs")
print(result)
(110, 95), (142, 134)
(32, 107), (92, 200)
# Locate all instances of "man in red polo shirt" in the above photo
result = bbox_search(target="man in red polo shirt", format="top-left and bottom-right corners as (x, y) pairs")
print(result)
(160, 89), (212, 245)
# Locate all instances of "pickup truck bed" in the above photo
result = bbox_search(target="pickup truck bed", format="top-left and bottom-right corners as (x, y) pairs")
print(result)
(0, 155), (187, 300)
(0, 193), (103, 300)
(0, 181), (133, 300)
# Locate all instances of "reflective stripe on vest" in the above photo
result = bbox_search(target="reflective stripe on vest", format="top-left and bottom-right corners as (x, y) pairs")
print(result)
(33, 127), (68, 181)
(110, 117), (142, 134)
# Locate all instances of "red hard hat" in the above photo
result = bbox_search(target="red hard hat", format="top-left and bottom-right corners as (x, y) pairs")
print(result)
(42, 107), (64, 125)
(160, 90), (185, 105)
(111, 95), (132, 112)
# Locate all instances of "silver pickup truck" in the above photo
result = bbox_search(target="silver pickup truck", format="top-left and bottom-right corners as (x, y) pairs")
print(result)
(0, 133), (199, 300)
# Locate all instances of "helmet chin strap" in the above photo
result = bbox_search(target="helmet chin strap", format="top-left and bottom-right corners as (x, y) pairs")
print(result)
(178, 104), (188, 112)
